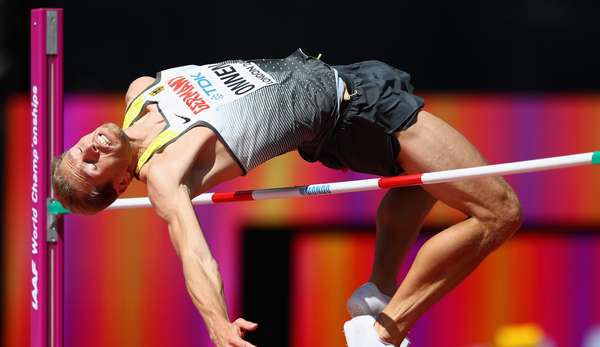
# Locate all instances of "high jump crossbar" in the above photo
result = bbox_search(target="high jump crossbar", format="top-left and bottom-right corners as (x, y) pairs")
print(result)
(31, 8), (63, 347)
(49, 151), (600, 214)
(111, 150), (600, 208)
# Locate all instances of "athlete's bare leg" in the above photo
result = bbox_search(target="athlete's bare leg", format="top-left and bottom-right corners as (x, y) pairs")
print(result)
(369, 186), (437, 297)
(375, 111), (522, 345)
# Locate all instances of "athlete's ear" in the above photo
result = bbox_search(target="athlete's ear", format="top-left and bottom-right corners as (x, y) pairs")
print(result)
(114, 171), (133, 195)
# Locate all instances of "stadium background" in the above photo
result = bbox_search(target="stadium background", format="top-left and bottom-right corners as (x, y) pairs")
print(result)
(1, 1), (600, 346)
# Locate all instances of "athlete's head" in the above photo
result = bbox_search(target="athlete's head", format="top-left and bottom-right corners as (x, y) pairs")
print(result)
(51, 122), (134, 214)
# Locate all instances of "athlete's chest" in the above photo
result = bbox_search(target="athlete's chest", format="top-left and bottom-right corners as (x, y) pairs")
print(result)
(150, 62), (278, 124)
(138, 125), (242, 192)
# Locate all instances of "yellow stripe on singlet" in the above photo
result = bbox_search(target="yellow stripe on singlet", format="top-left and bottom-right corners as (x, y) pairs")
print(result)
(123, 94), (146, 129)
(136, 129), (178, 174)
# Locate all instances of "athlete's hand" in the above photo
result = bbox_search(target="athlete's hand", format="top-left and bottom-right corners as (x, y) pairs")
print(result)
(215, 318), (258, 347)
(232, 318), (258, 339)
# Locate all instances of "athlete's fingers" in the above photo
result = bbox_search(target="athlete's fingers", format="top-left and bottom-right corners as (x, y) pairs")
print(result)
(233, 318), (258, 332)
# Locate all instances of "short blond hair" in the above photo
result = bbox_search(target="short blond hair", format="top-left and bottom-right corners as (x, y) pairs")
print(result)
(51, 153), (118, 214)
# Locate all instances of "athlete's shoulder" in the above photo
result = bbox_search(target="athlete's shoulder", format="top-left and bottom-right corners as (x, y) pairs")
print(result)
(125, 76), (156, 107)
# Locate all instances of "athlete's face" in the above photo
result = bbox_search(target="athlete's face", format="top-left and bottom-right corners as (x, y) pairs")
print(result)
(60, 123), (132, 194)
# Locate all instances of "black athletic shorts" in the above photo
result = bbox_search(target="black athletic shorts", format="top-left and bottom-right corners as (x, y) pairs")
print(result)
(301, 60), (424, 177)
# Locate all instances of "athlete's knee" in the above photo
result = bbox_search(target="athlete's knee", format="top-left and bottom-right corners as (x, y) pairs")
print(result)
(495, 187), (522, 234)
(479, 185), (522, 251)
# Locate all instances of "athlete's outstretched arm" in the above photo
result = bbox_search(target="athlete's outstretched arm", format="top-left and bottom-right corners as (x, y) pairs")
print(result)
(148, 167), (256, 347)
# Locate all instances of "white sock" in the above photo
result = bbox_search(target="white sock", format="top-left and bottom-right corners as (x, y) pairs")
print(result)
(347, 282), (391, 318)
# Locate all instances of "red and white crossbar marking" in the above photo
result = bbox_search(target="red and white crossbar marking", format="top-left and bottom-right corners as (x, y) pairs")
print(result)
(105, 151), (599, 210)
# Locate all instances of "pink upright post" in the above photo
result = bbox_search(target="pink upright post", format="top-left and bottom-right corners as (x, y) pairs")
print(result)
(31, 8), (64, 347)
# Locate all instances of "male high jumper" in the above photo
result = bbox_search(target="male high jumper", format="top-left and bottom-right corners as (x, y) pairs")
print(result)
(52, 49), (522, 347)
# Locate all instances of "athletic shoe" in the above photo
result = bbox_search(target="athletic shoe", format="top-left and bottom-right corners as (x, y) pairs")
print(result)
(343, 315), (410, 347)
(347, 282), (391, 318)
